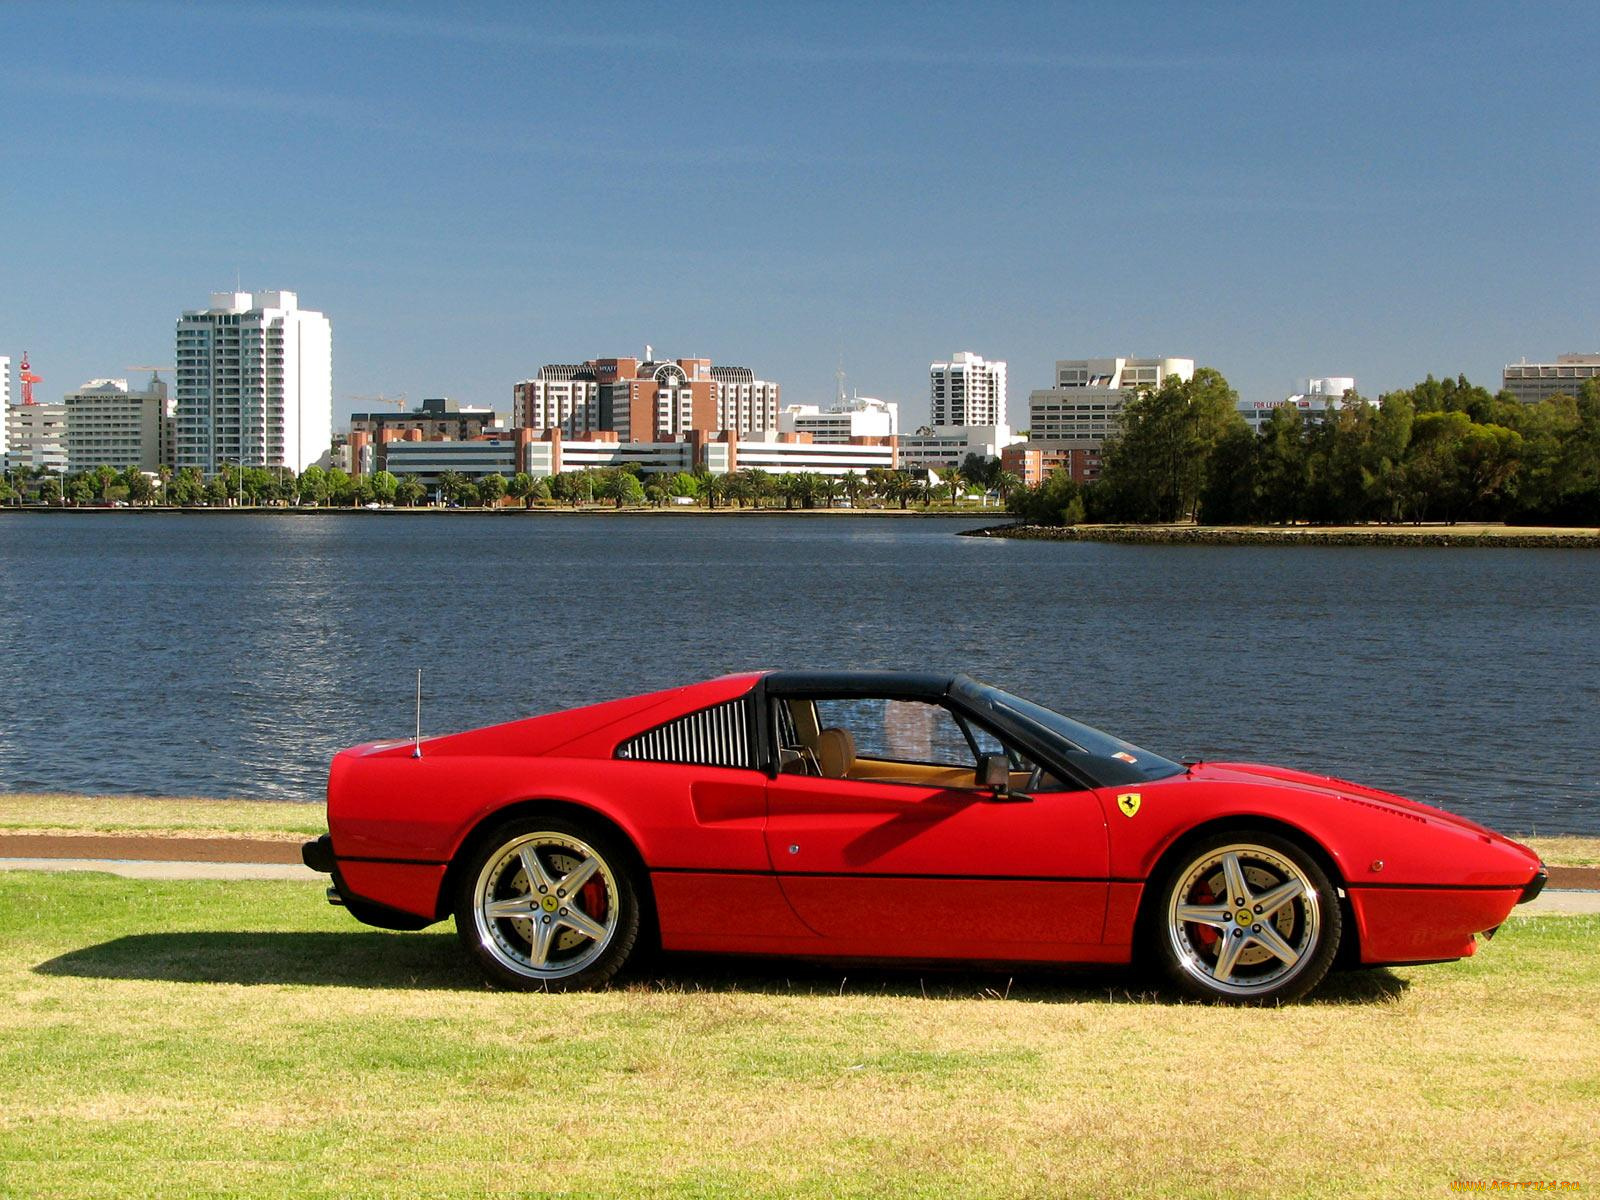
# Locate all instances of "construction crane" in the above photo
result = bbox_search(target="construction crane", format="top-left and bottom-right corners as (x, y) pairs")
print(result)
(125, 364), (174, 377)
(19, 352), (40, 405)
(347, 392), (409, 413)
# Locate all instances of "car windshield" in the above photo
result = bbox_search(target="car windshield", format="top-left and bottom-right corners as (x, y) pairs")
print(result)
(961, 680), (1186, 786)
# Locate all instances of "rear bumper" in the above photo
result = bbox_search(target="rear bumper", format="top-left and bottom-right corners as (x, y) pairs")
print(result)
(301, 834), (336, 874)
(300, 834), (437, 932)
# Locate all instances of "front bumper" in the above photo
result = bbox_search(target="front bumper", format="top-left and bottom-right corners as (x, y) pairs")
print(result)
(1517, 865), (1548, 905)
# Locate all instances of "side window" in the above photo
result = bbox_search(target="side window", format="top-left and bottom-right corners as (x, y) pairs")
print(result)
(813, 698), (974, 767)
(616, 698), (755, 770)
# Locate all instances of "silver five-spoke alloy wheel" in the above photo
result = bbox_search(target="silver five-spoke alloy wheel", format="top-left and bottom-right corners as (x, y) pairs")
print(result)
(1159, 834), (1341, 1003)
(466, 827), (627, 985)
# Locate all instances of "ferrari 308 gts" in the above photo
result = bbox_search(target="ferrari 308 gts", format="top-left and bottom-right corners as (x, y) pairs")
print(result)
(302, 671), (1546, 1003)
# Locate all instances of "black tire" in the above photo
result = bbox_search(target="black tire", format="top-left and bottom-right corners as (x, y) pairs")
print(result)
(452, 815), (642, 991)
(1152, 830), (1341, 1004)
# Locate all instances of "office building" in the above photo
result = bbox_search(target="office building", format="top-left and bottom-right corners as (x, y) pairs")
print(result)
(778, 395), (899, 442)
(1027, 356), (1195, 446)
(1502, 355), (1600, 405)
(63, 373), (174, 472)
(514, 350), (781, 441)
(898, 424), (1023, 474)
(0, 355), (9, 465)
(929, 352), (1006, 428)
(5, 401), (68, 474)
(175, 290), (332, 475)
(1237, 377), (1358, 434)
(348, 397), (501, 474)
(1001, 443), (1103, 487)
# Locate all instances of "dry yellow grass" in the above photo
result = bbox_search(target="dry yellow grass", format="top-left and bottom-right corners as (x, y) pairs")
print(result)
(0, 793), (322, 841)
(1524, 836), (1600, 867)
(0, 871), (1596, 1198)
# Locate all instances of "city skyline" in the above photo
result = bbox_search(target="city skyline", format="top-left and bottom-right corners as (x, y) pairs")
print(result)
(2, 3), (1596, 426)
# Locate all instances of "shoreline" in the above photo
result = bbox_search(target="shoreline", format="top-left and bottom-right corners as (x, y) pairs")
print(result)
(0, 504), (990, 518)
(962, 522), (1600, 549)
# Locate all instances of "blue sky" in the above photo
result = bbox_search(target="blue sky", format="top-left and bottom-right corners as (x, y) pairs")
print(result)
(2, 1), (1596, 426)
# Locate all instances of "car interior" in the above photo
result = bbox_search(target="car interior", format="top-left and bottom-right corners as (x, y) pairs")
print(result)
(774, 696), (1055, 791)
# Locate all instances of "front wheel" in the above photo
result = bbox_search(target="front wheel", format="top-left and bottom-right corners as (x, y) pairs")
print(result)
(453, 817), (642, 991)
(1154, 831), (1341, 1004)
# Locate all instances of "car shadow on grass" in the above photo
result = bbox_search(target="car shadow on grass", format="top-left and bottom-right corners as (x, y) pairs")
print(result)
(34, 931), (1412, 1004)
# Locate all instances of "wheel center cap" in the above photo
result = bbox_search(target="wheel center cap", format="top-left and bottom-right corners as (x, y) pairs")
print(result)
(541, 895), (559, 913)
(1236, 909), (1253, 927)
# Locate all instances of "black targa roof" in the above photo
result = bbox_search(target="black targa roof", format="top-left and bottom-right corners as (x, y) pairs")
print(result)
(760, 670), (961, 700)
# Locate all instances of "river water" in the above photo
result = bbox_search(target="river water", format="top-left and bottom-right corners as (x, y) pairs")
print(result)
(0, 513), (1595, 835)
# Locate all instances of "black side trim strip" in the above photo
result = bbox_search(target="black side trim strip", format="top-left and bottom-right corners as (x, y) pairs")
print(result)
(1345, 883), (1525, 893)
(650, 865), (1140, 884)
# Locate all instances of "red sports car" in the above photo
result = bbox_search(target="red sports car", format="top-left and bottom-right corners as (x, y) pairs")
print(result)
(302, 671), (1546, 1003)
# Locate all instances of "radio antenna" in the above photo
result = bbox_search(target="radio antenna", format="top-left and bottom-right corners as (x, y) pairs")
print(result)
(412, 668), (424, 758)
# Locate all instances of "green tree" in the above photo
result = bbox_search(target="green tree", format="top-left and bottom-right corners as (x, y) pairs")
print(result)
(370, 470), (399, 505)
(297, 465), (328, 507)
(395, 476), (427, 507)
(122, 467), (157, 506)
(437, 470), (468, 506)
(169, 467), (205, 506)
(613, 472), (645, 507)
(1095, 368), (1245, 522)
(478, 472), (508, 508)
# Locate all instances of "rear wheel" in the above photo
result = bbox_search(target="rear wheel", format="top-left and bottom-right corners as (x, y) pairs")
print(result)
(453, 817), (641, 991)
(1155, 831), (1340, 1004)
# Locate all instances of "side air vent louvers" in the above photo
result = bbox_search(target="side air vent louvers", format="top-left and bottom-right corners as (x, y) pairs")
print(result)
(617, 698), (754, 770)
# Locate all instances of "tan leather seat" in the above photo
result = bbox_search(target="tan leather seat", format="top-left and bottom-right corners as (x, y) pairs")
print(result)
(814, 727), (855, 779)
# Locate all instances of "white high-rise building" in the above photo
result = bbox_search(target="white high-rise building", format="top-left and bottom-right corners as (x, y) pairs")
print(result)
(778, 395), (899, 442)
(64, 374), (174, 472)
(929, 352), (1007, 428)
(0, 355), (10, 466)
(5, 402), (69, 475)
(175, 291), (332, 475)
(1027, 356), (1195, 445)
(1237, 377), (1358, 435)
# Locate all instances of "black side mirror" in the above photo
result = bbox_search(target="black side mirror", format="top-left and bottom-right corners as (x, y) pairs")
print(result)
(977, 754), (1009, 794)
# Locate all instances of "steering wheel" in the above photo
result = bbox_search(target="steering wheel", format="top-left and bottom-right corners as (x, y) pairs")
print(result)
(1025, 764), (1043, 792)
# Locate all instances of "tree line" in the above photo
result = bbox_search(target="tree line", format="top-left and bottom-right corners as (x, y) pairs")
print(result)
(1007, 369), (1600, 527)
(1, 460), (1017, 511)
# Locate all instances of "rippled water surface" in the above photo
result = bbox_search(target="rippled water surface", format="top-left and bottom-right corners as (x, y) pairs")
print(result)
(0, 513), (1596, 834)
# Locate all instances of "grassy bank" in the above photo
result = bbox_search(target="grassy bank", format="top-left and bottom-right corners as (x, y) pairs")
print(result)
(968, 522), (1600, 549)
(1, 870), (1596, 1198)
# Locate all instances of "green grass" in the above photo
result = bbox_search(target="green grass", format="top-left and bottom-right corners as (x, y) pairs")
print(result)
(1, 871), (1596, 1197)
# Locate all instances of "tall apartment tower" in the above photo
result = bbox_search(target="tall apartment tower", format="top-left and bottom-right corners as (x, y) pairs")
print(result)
(0, 355), (10, 466)
(929, 351), (1007, 427)
(175, 291), (332, 475)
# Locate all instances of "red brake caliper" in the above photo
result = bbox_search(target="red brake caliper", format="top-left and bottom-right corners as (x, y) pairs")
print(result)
(1192, 885), (1218, 947)
(580, 879), (608, 921)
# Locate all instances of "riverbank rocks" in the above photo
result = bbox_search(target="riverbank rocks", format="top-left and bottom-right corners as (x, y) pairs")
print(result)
(962, 524), (1600, 549)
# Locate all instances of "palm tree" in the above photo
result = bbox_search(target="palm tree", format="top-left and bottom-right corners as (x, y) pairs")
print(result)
(937, 466), (964, 507)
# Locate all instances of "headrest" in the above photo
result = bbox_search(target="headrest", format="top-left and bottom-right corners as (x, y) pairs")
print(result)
(815, 727), (855, 778)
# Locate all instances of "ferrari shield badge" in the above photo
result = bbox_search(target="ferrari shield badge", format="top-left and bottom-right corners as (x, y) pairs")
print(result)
(1116, 792), (1142, 818)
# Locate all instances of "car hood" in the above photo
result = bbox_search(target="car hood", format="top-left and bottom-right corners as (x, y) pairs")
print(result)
(1194, 760), (1533, 851)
